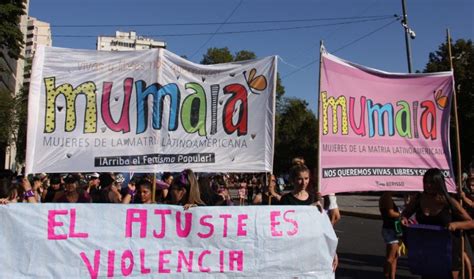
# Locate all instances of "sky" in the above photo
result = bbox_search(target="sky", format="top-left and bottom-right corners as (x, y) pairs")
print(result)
(28, 0), (473, 113)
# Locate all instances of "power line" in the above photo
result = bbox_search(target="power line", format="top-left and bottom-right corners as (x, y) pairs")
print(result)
(281, 17), (401, 80)
(286, 1), (386, 66)
(36, 15), (394, 28)
(189, 0), (243, 59)
(50, 17), (395, 38)
(332, 17), (401, 53)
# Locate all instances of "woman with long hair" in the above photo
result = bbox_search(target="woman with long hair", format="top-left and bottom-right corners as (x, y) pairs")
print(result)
(166, 169), (205, 209)
(402, 168), (472, 279)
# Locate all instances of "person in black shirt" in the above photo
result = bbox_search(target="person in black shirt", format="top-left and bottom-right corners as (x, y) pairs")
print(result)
(42, 174), (63, 203)
(280, 158), (315, 206)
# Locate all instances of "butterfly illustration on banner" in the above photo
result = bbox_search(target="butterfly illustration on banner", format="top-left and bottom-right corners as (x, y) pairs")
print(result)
(434, 89), (449, 110)
(243, 68), (268, 94)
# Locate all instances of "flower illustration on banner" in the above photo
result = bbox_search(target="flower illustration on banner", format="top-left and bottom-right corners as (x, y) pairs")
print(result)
(434, 89), (449, 110)
(243, 68), (267, 94)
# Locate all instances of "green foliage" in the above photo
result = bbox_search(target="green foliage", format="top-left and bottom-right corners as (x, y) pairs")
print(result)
(274, 98), (318, 174)
(0, 90), (16, 144)
(424, 38), (474, 168)
(0, 85), (28, 164)
(14, 86), (28, 164)
(275, 74), (285, 112)
(200, 47), (234, 65)
(234, 50), (257, 61)
(0, 0), (26, 62)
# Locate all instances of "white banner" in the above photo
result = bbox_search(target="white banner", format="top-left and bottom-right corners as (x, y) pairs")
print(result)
(26, 46), (277, 173)
(0, 204), (337, 278)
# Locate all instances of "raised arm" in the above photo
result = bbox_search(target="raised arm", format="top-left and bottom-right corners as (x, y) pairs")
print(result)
(122, 183), (136, 204)
(22, 178), (37, 203)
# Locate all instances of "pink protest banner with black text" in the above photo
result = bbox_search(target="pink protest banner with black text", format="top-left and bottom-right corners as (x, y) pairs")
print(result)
(319, 51), (455, 194)
(26, 46), (276, 173)
(0, 204), (337, 278)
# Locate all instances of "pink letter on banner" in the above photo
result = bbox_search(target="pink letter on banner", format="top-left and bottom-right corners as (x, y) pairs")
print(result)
(107, 250), (115, 278)
(177, 250), (193, 273)
(140, 249), (151, 274)
(283, 210), (298, 236)
(237, 214), (248, 236)
(229, 250), (244, 271)
(319, 51), (455, 194)
(198, 250), (211, 272)
(125, 209), (147, 238)
(270, 211), (283, 237)
(159, 250), (172, 273)
(121, 250), (134, 276)
(69, 208), (88, 238)
(197, 215), (214, 238)
(175, 212), (192, 238)
(153, 209), (171, 238)
(219, 214), (232, 237)
(47, 209), (68, 240)
(80, 250), (101, 279)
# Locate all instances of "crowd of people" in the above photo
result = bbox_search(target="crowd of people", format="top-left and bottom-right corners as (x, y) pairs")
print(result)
(12, 158), (474, 277)
(0, 158), (341, 212)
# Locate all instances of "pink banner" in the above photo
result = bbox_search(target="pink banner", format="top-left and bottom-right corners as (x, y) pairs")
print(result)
(319, 51), (455, 194)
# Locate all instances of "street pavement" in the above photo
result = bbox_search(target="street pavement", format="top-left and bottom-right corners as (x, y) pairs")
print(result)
(337, 193), (405, 219)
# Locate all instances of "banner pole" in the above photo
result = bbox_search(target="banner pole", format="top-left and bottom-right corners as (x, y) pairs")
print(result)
(447, 28), (465, 278)
(152, 173), (157, 203)
(316, 41), (324, 194)
(447, 29), (463, 195)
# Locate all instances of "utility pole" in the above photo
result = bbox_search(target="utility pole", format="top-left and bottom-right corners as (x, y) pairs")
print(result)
(401, 0), (414, 73)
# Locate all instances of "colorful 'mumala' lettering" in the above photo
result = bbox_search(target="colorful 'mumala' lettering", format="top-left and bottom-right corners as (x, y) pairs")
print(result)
(44, 77), (248, 136)
(321, 91), (438, 140)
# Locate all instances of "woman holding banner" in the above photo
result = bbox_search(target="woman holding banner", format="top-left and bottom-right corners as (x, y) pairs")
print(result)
(281, 158), (337, 272)
(280, 158), (315, 206)
(166, 169), (205, 209)
(402, 168), (472, 279)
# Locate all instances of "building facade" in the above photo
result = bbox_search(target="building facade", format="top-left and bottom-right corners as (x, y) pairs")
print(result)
(97, 31), (166, 51)
(23, 16), (52, 87)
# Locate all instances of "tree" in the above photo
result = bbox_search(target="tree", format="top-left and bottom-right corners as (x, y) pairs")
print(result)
(234, 50), (257, 61)
(424, 38), (474, 169)
(274, 98), (318, 174)
(0, 0), (26, 63)
(200, 47), (234, 65)
(0, 89), (16, 144)
(14, 86), (28, 164)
